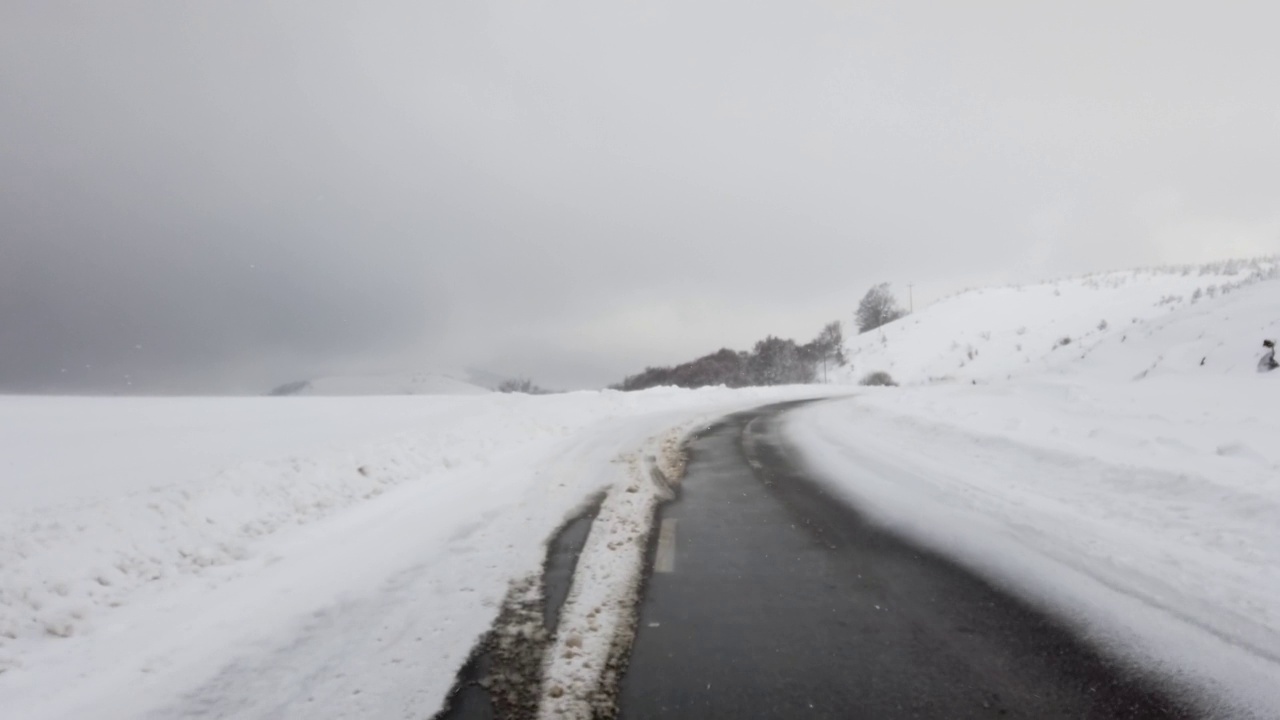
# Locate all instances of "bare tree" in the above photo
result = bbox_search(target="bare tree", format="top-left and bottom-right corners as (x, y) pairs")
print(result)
(856, 283), (906, 334)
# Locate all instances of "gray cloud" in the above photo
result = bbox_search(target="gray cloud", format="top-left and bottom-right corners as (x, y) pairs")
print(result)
(3, 1), (1278, 392)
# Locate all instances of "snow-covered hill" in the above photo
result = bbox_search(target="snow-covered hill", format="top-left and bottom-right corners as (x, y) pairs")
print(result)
(838, 257), (1279, 385)
(275, 372), (492, 396)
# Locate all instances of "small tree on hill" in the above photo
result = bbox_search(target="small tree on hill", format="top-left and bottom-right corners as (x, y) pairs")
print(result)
(856, 283), (906, 334)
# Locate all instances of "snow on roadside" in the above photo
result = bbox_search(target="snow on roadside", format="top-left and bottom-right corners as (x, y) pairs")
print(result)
(537, 422), (691, 719)
(786, 378), (1280, 718)
(0, 385), (827, 719)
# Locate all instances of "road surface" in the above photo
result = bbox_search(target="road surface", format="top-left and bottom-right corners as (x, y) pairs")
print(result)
(616, 401), (1195, 719)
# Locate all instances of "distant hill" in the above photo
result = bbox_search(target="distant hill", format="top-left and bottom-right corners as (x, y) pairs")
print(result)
(270, 372), (492, 396)
(836, 257), (1280, 385)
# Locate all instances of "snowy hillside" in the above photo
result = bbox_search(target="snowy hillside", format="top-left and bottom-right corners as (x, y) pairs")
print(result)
(275, 371), (492, 396)
(838, 257), (1279, 385)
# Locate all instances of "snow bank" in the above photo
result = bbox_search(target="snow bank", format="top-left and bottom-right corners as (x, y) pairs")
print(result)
(537, 423), (690, 719)
(0, 385), (821, 719)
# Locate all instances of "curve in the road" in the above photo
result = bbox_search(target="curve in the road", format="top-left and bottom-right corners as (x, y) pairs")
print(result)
(617, 401), (1198, 719)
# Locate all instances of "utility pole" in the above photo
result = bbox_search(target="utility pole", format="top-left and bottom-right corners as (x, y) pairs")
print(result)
(907, 283), (914, 313)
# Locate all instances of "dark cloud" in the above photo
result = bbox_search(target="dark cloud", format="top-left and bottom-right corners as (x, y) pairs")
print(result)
(3, 1), (1278, 393)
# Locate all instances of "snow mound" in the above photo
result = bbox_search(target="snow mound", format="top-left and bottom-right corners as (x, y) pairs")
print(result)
(838, 257), (1279, 385)
(538, 426), (690, 719)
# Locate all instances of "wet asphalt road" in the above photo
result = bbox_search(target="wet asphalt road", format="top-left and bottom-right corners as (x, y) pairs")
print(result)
(616, 401), (1196, 720)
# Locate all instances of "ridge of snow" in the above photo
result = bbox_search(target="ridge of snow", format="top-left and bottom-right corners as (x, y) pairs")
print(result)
(536, 423), (691, 719)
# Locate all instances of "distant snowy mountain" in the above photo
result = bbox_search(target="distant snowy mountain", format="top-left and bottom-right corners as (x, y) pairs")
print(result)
(837, 257), (1280, 385)
(272, 372), (492, 396)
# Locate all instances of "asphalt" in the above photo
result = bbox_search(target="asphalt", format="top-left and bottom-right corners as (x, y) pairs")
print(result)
(615, 401), (1197, 720)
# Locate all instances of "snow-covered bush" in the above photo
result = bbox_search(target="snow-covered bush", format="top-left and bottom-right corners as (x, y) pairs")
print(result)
(860, 371), (897, 386)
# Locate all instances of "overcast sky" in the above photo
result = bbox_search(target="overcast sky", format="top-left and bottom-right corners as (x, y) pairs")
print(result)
(3, 1), (1279, 393)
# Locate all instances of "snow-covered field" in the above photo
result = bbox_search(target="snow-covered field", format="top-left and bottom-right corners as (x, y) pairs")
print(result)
(791, 256), (1280, 717)
(0, 386), (825, 718)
